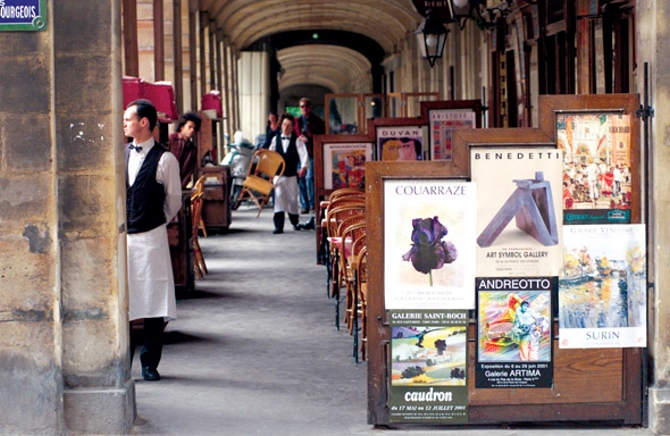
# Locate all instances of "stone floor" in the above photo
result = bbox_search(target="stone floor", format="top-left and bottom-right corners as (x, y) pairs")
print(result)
(130, 205), (652, 436)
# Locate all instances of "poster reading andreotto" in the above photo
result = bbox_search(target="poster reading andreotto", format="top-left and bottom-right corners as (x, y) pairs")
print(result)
(559, 224), (646, 349)
(471, 147), (563, 277)
(384, 180), (477, 310)
(475, 277), (553, 389)
(389, 310), (468, 424)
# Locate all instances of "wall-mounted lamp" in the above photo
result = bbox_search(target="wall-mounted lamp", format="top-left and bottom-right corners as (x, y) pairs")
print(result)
(415, 10), (449, 68)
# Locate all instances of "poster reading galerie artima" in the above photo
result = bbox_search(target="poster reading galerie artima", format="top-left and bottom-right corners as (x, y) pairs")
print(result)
(475, 277), (553, 389)
(559, 224), (646, 349)
(384, 180), (477, 310)
(470, 147), (563, 277)
(389, 310), (468, 424)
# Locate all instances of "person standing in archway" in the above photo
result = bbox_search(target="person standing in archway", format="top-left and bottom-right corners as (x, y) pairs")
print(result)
(294, 97), (325, 214)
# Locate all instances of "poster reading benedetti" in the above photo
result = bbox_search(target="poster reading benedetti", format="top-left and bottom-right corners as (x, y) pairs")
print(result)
(323, 142), (373, 190)
(384, 180), (477, 310)
(559, 224), (646, 349)
(430, 110), (476, 161)
(470, 147), (563, 277)
(389, 309), (468, 424)
(475, 277), (553, 389)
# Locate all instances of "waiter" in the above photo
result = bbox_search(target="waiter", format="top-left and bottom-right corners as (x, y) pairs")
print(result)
(123, 99), (182, 381)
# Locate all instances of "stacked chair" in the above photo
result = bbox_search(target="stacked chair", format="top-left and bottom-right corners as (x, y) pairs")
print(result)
(320, 187), (369, 362)
(191, 176), (208, 280)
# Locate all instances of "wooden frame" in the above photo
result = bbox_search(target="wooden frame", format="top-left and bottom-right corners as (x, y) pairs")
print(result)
(368, 127), (643, 427)
(314, 134), (374, 199)
(314, 135), (375, 198)
(420, 100), (483, 162)
(538, 94), (641, 224)
(368, 117), (426, 162)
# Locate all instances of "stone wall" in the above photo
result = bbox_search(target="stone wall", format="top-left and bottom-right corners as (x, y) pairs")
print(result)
(0, 1), (134, 434)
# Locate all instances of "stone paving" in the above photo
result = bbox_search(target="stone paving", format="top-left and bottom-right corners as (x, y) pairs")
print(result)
(130, 206), (653, 436)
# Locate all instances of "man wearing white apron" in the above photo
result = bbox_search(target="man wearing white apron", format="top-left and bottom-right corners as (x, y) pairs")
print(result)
(124, 99), (182, 381)
(269, 113), (309, 234)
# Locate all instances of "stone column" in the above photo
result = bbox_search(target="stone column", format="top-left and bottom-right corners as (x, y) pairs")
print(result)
(0, 0), (134, 434)
(638, 0), (670, 434)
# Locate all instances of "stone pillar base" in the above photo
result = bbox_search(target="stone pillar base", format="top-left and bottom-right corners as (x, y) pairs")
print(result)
(63, 380), (135, 434)
(648, 386), (670, 435)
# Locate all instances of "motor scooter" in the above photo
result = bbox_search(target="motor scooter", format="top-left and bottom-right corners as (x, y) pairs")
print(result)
(220, 131), (262, 209)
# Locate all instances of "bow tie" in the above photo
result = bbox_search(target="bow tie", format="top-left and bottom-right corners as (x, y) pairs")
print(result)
(281, 136), (290, 140)
(129, 144), (143, 152)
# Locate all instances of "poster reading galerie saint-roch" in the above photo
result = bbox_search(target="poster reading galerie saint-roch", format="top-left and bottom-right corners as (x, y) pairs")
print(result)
(470, 147), (563, 277)
(475, 277), (554, 389)
(322, 142), (373, 190)
(429, 109), (476, 161)
(389, 309), (468, 423)
(559, 224), (646, 349)
(384, 180), (477, 310)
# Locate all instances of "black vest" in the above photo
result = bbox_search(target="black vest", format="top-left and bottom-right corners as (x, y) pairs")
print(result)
(126, 144), (167, 234)
(277, 134), (299, 177)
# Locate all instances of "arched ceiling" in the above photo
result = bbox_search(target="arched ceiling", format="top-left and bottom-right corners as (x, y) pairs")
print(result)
(198, 0), (424, 93)
(200, 0), (421, 53)
(277, 45), (371, 93)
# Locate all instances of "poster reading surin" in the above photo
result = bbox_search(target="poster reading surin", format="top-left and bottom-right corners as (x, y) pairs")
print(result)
(471, 147), (563, 277)
(430, 110), (476, 161)
(323, 142), (373, 190)
(559, 224), (646, 349)
(389, 310), (468, 424)
(557, 113), (632, 224)
(384, 180), (477, 310)
(377, 126), (424, 161)
(475, 278), (553, 389)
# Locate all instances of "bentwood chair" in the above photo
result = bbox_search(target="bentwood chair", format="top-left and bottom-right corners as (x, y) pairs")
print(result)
(351, 244), (368, 362)
(233, 149), (285, 217)
(190, 191), (207, 279)
(192, 176), (207, 237)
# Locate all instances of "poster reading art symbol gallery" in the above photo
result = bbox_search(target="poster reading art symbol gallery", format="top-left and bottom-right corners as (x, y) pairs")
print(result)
(384, 180), (477, 310)
(470, 147), (563, 277)
(559, 224), (646, 349)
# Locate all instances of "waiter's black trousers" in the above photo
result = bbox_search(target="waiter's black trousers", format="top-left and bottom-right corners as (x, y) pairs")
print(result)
(130, 317), (165, 370)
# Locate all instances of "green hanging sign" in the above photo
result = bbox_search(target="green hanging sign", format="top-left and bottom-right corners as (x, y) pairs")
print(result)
(0, 0), (46, 31)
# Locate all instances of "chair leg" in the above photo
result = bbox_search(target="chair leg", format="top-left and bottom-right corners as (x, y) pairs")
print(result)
(200, 219), (208, 237)
(193, 237), (207, 278)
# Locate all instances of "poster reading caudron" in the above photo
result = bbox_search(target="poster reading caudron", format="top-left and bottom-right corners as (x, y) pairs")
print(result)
(471, 147), (563, 277)
(384, 180), (477, 310)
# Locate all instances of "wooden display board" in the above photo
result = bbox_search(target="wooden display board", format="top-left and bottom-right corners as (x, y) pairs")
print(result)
(367, 110), (643, 427)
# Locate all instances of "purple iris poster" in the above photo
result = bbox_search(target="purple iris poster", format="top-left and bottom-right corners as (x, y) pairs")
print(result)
(384, 180), (477, 310)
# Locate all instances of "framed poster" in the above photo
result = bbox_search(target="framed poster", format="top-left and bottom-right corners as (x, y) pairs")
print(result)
(314, 134), (374, 199)
(420, 100), (482, 162)
(471, 145), (563, 277)
(559, 224), (647, 349)
(369, 117), (426, 161)
(388, 309), (468, 424)
(475, 277), (554, 389)
(384, 178), (477, 310)
(538, 94), (641, 224)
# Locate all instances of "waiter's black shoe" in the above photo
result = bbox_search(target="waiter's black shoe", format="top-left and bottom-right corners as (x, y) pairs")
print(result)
(293, 225), (301, 231)
(301, 217), (316, 230)
(272, 228), (284, 234)
(142, 367), (161, 381)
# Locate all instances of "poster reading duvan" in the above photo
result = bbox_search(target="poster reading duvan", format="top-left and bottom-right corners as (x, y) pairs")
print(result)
(389, 310), (468, 424)
(384, 180), (477, 310)
(559, 224), (646, 349)
(471, 147), (563, 277)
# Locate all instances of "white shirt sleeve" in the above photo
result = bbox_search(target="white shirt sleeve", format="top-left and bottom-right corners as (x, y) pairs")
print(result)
(296, 138), (309, 170)
(156, 151), (183, 222)
(269, 136), (277, 152)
